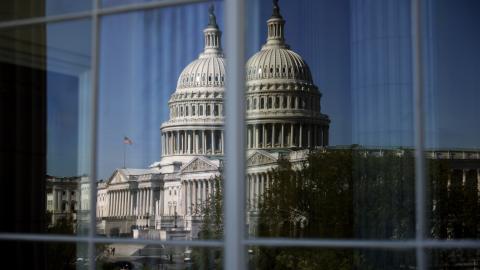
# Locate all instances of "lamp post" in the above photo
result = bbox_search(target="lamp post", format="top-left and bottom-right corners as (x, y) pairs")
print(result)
(145, 212), (149, 229)
(173, 202), (177, 228)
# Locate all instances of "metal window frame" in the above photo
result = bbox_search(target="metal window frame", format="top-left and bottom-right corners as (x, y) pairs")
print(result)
(0, 1), (479, 270)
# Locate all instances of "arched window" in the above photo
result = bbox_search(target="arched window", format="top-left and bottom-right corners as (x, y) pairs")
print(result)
(214, 105), (219, 116)
(180, 106), (183, 116)
(275, 97), (280, 108)
(253, 98), (257, 109)
(267, 97), (272, 109)
(200, 105), (204, 115)
(260, 97), (264, 109)
(206, 105), (211, 115)
(192, 105), (196, 116)
(186, 106), (189, 116)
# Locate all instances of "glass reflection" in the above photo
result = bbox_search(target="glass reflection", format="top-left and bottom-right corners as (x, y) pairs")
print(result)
(248, 247), (415, 270)
(96, 2), (225, 240)
(96, 243), (221, 270)
(424, 0), (480, 240)
(245, 0), (415, 239)
(0, 19), (92, 234)
(0, 0), (91, 22)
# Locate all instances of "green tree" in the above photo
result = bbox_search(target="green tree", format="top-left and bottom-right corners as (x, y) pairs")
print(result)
(255, 149), (355, 270)
(192, 176), (224, 270)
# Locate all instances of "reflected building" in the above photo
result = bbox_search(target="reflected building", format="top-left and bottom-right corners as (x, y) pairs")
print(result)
(95, 2), (480, 244)
(46, 175), (81, 227)
(95, 3), (331, 239)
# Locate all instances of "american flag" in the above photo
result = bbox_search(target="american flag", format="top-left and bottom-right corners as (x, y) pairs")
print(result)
(123, 136), (133, 145)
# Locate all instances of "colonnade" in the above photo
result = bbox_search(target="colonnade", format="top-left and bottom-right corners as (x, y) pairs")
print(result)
(247, 123), (328, 149)
(246, 173), (271, 211)
(103, 188), (156, 218)
(162, 129), (223, 156)
(182, 179), (218, 216)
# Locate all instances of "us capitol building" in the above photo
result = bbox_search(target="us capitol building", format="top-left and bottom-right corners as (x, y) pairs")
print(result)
(94, 3), (480, 240)
(95, 3), (329, 238)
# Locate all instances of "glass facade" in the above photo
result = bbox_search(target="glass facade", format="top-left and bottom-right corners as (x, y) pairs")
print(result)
(0, 0), (479, 269)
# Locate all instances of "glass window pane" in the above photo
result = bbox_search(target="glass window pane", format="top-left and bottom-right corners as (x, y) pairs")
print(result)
(0, 0), (91, 22)
(247, 247), (416, 270)
(429, 249), (480, 269)
(0, 20), (92, 235)
(96, 2), (225, 240)
(97, 243), (222, 269)
(245, 0), (415, 239)
(0, 240), (88, 269)
(425, 0), (480, 240)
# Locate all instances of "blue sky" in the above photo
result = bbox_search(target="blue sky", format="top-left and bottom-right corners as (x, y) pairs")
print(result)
(45, 0), (480, 179)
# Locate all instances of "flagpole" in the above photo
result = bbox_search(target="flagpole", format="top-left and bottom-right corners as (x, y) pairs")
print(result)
(123, 141), (126, 169)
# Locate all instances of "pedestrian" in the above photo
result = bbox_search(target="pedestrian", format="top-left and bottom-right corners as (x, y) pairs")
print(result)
(112, 247), (115, 256)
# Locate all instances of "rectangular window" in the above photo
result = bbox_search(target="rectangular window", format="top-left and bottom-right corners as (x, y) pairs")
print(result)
(0, 0), (479, 269)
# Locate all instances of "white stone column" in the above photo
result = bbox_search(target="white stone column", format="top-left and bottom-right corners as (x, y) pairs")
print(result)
(122, 191), (126, 216)
(149, 188), (154, 216)
(262, 124), (266, 147)
(130, 192), (134, 216)
(161, 134), (164, 155)
(113, 191), (117, 217)
(106, 192), (110, 216)
(120, 191), (124, 216)
(290, 124), (294, 146)
(144, 189), (149, 215)
(111, 191), (115, 217)
(194, 181), (198, 214)
(246, 175), (251, 210)
(135, 190), (139, 216)
(254, 125), (258, 148)
(187, 131), (191, 154)
(211, 130), (216, 154)
(254, 175), (259, 210)
(52, 188), (57, 213)
(188, 182), (192, 215)
(118, 191), (121, 217)
(281, 124), (285, 147)
(176, 131), (180, 154)
(272, 124), (276, 147)
(139, 189), (144, 216)
(183, 182), (187, 215)
(202, 131), (207, 154)
(220, 131), (224, 153)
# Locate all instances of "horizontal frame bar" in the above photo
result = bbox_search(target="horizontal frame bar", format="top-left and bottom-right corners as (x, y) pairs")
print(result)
(0, 0), (211, 29)
(0, 233), (223, 247)
(244, 239), (480, 249)
(1, 233), (479, 250)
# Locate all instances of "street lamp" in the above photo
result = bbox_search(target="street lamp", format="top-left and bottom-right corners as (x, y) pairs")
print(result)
(173, 201), (177, 228)
(145, 212), (149, 229)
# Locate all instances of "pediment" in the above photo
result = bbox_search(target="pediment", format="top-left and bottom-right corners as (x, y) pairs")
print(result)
(247, 151), (277, 166)
(108, 170), (128, 185)
(180, 157), (218, 174)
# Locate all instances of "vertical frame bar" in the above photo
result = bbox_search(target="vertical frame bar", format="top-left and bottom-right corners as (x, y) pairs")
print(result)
(88, 0), (100, 269)
(411, 0), (427, 269)
(224, 0), (246, 269)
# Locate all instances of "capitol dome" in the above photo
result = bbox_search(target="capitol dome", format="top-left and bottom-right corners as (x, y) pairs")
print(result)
(160, 6), (225, 163)
(246, 44), (313, 83)
(177, 57), (225, 89)
(245, 0), (330, 151)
